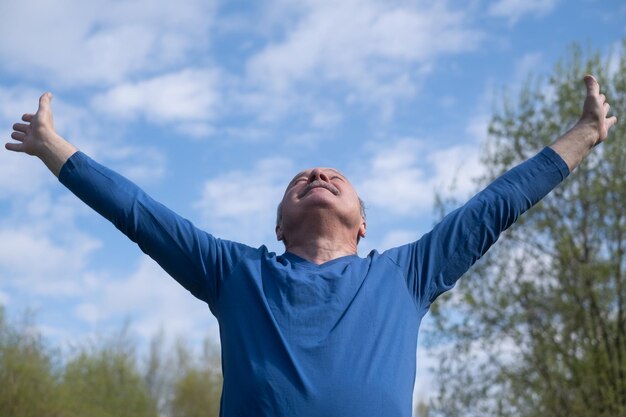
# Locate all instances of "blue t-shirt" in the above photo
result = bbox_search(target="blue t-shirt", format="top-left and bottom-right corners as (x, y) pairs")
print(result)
(59, 147), (569, 417)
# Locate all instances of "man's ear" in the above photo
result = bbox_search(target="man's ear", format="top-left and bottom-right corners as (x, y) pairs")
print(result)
(276, 225), (284, 241)
(358, 221), (366, 239)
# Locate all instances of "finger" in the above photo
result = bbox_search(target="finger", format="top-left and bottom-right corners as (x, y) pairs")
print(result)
(606, 115), (618, 130)
(5, 142), (24, 152)
(12, 123), (29, 133)
(599, 94), (606, 103)
(584, 74), (600, 96)
(38, 92), (53, 115)
(604, 102), (611, 114)
(10, 131), (25, 141)
(22, 113), (33, 122)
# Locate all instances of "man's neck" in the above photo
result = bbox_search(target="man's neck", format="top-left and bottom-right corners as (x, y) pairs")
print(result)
(285, 236), (358, 265)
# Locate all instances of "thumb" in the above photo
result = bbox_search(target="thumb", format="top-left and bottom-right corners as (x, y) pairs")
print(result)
(38, 92), (53, 115)
(584, 74), (599, 96)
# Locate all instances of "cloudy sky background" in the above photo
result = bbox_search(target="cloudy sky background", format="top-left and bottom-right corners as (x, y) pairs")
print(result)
(0, 0), (624, 406)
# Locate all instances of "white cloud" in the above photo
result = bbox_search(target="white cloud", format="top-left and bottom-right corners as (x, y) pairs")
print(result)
(0, 85), (105, 157)
(92, 68), (220, 132)
(249, 0), (481, 88)
(438, 95), (458, 109)
(97, 145), (168, 184)
(241, 0), (483, 120)
(0, 147), (51, 197)
(358, 138), (483, 215)
(489, 0), (559, 24)
(0, 0), (216, 86)
(514, 52), (544, 81)
(310, 107), (343, 130)
(0, 86), (45, 122)
(466, 113), (491, 145)
(0, 84), (168, 193)
(0, 227), (101, 296)
(414, 317), (440, 403)
(358, 140), (431, 214)
(428, 145), (484, 198)
(0, 134), (105, 298)
(194, 157), (294, 248)
(74, 303), (101, 326)
(379, 229), (420, 250)
(74, 255), (219, 343)
(607, 41), (623, 81)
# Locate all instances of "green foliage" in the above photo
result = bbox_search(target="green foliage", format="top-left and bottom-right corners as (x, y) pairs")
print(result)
(170, 340), (222, 417)
(0, 308), (224, 417)
(58, 334), (157, 417)
(429, 41), (626, 417)
(0, 307), (62, 417)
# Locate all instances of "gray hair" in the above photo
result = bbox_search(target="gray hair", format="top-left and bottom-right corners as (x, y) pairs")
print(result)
(276, 197), (367, 245)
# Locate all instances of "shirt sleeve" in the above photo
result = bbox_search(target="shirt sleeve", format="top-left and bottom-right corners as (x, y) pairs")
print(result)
(58, 151), (250, 313)
(382, 146), (570, 310)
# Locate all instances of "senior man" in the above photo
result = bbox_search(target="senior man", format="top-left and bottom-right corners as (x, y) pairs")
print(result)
(7, 75), (617, 417)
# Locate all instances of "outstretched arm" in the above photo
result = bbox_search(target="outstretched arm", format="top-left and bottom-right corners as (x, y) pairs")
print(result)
(549, 75), (618, 171)
(385, 75), (618, 308)
(6, 93), (249, 312)
(6, 92), (77, 176)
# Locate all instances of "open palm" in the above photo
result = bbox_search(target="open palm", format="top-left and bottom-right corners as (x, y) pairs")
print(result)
(7, 92), (57, 156)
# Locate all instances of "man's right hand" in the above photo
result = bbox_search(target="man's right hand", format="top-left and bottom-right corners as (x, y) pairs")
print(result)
(7, 92), (77, 177)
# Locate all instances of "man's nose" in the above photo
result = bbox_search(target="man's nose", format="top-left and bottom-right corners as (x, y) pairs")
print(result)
(308, 168), (329, 183)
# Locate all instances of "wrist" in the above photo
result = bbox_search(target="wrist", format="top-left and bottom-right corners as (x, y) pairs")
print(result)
(572, 118), (600, 148)
(37, 134), (78, 177)
(34, 132), (63, 157)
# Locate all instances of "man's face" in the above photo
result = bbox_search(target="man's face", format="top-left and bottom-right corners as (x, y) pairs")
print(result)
(276, 167), (366, 243)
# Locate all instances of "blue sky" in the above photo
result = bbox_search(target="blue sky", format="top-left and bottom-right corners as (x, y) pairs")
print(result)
(0, 0), (624, 406)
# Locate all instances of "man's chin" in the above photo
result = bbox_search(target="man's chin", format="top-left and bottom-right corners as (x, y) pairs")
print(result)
(299, 192), (339, 209)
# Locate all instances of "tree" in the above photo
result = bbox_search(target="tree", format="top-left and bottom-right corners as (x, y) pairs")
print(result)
(169, 338), (222, 417)
(428, 42), (626, 417)
(58, 329), (157, 417)
(0, 307), (62, 417)
(144, 329), (176, 416)
(0, 306), (225, 417)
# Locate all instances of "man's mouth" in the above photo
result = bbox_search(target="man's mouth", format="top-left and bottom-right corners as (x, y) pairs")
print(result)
(298, 181), (340, 198)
